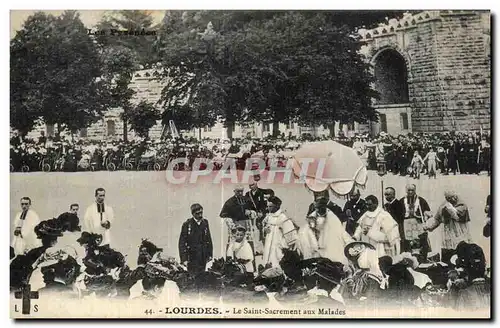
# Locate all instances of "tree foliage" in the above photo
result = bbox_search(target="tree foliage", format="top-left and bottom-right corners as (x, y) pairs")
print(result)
(157, 11), (270, 138)
(126, 100), (160, 138)
(156, 11), (382, 137)
(10, 11), (108, 135)
(95, 10), (160, 68)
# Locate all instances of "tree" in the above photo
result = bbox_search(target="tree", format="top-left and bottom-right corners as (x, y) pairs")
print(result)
(99, 45), (140, 141)
(95, 10), (160, 68)
(156, 11), (387, 139)
(126, 100), (160, 138)
(10, 11), (109, 135)
(156, 11), (277, 139)
(237, 12), (379, 137)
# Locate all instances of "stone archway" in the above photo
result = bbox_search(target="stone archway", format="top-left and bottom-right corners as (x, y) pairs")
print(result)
(372, 48), (409, 104)
(370, 48), (412, 135)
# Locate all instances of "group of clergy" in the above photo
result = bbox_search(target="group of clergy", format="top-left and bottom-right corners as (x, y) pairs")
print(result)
(212, 178), (476, 273)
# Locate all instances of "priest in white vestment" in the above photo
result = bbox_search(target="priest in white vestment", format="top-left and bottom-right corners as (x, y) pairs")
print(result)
(298, 199), (354, 265)
(11, 197), (42, 255)
(262, 196), (298, 268)
(354, 195), (401, 258)
(83, 188), (114, 246)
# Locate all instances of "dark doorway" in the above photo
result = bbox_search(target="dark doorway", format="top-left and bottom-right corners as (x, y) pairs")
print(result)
(373, 49), (409, 104)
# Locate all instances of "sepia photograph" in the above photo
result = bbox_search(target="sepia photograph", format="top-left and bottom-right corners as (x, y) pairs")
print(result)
(8, 8), (491, 319)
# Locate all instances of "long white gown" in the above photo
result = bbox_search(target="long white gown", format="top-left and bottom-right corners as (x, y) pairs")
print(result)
(262, 209), (297, 268)
(11, 209), (42, 255)
(298, 209), (354, 265)
(83, 203), (115, 246)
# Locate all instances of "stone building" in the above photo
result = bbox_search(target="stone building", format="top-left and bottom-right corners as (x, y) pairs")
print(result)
(358, 10), (491, 135)
(23, 10), (490, 142)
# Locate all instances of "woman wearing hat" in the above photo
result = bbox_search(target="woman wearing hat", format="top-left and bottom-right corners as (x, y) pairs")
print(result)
(26, 219), (68, 292)
(10, 219), (63, 291)
(343, 241), (385, 304)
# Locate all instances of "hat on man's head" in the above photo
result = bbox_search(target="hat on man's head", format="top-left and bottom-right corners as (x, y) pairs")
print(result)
(252, 174), (261, 182)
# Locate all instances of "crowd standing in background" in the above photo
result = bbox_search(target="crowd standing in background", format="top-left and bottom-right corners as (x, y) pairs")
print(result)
(10, 130), (491, 177)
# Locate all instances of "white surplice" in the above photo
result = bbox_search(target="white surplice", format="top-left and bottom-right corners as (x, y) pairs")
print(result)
(83, 203), (115, 246)
(11, 209), (42, 255)
(298, 209), (353, 265)
(262, 209), (297, 268)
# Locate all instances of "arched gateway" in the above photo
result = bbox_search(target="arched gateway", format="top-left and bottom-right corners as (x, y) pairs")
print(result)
(358, 10), (490, 135)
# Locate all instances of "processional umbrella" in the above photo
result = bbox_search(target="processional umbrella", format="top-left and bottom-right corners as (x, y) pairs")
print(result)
(290, 140), (368, 196)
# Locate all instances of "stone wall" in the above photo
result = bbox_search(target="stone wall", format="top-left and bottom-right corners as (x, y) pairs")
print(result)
(433, 12), (491, 132)
(359, 10), (491, 134)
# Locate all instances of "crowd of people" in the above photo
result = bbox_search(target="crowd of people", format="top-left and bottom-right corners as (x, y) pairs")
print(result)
(10, 130), (491, 177)
(10, 178), (491, 312)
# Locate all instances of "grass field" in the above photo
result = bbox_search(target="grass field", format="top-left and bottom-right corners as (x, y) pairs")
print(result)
(10, 170), (491, 267)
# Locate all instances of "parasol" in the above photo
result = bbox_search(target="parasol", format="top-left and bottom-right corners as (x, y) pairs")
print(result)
(290, 140), (368, 195)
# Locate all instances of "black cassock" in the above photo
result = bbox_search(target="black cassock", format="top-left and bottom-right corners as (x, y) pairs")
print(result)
(178, 218), (213, 274)
(343, 198), (368, 236)
(384, 199), (406, 250)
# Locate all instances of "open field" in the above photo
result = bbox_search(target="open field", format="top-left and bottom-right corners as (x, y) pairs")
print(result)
(10, 170), (491, 267)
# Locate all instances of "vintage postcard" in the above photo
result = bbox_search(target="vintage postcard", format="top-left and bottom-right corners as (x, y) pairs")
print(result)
(9, 9), (491, 319)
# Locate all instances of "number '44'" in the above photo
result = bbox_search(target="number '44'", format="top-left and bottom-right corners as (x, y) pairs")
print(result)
(145, 309), (153, 315)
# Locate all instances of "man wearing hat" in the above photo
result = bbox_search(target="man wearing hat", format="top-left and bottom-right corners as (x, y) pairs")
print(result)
(83, 187), (115, 247)
(220, 186), (253, 230)
(178, 203), (213, 275)
(220, 185), (257, 254)
(12, 197), (42, 256)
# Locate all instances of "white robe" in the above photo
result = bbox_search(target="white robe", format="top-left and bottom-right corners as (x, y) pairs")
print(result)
(11, 209), (42, 255)
(354, 207), (400, 258)
(226, 240), (254, 273)
(262, 209), (297, 268)
(298, 209), (353, 265)
(83, 203), (115, 246)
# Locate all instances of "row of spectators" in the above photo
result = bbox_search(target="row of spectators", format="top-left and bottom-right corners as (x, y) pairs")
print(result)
(10, 130), (490, 175)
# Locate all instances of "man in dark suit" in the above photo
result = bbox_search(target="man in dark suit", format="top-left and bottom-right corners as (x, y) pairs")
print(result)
(384, 187), (405, 250)
(343, 189), (367, 236)
(245, 178), (274, 249)
(178, 203), (213, 275)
